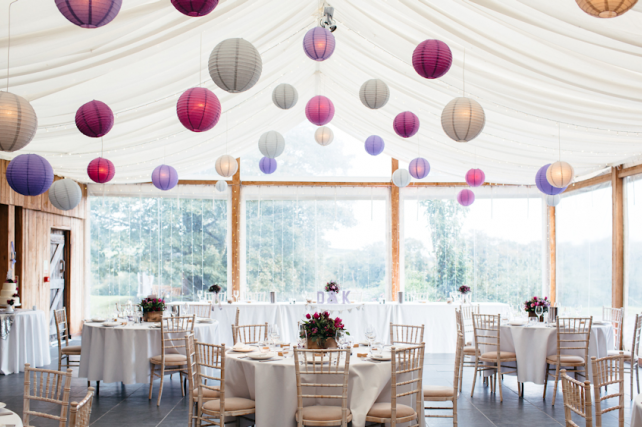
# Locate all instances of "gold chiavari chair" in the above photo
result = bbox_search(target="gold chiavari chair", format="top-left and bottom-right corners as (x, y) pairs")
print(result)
(54, 309), (82, 371)
(460, 304), (480, 346)
(591, 353), (626, 427)
(610, 313), (641, 398)
(424, 333), (461, 425)
(456, 308), (480, 393)
(69, 387), (95, 427)
(185, 335), (222, 427)
(185, 303), (211, 319)
(232, 323), (268, 345)
(560, 369), (593, 427)
(389, 323), (424, 345)
(22, 364), (73, 427)
(603, 306), (624, 353)
(544, 317), (593, 406)
(293, 348), (351, 427)
(149, 314), (195, 406)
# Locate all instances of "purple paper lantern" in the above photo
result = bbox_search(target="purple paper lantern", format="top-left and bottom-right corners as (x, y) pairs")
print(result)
(176, 87), (221, 132)
(303, 27), (336, 61)
(88, 157), (115, 183)
(55, 0), (122, 28)
(306, 96), (335, 126)
(412, 40), (453, 79)
(409, 157), (430, 179)
(171, 0), (218, 16)
(457, 189), (475, 207)
(6, 154), (54, 196)
(465, 168), (485, 187)
(259, 157), (277, 174)
(152, 165), (179, 191)
(535, 164), (567, 195)
(365, 135), (385, 156)
(75, 100), (114, 138)
(393, 112), (420, 138)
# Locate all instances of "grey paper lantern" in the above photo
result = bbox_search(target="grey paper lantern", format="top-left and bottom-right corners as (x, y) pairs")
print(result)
(48, 179), (82, 211)
(359, 79), (390, 110)
(392, 169), (411, 188)
(215, 154), (238, 178)
(0, 91), (38, 152)
(314, 126), (333, 146)
(272, 84), (298, 110)
(441, 97), (485, 142)
(215, 180), (228, 192)
(208, 38), (262, 93)
(258, 131), (285, 158)
(546, 194), (561, 207)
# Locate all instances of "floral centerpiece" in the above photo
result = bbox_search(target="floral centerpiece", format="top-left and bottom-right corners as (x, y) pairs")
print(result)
(139, 297), (165, 322)
(6, 298), (14, 312)
(325, 281), (340, 293)
(524, 296), (550, 321)
(458, 285), (471, 303)
(208, 284), (222, 304)
(301, 311), (349, 349)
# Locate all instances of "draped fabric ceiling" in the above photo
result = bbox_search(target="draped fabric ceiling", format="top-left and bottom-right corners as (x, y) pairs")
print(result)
(2, 0), (642, 184)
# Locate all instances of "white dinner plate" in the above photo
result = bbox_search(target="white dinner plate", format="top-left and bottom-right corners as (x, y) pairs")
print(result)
(248, 352), (275, 360)
(102, 322), (119, 327)
(91, 318), (106, 323)
(593, 320), (606, 325)
(371, 353), (392, 361)
(231, 346), (255, 353)
(508, 321), (527, 326)
(358, 341), (370, 346)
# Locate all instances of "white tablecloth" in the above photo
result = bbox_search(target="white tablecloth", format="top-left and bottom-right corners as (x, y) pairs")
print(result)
(0, 310), (51, 375)
(79, 320), (219, 384)
(0, 408), (23, 427)
(632, 394), (642, 427)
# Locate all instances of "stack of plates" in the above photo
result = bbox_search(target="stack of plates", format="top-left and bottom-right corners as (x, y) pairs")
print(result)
(102, 322), (120, 327)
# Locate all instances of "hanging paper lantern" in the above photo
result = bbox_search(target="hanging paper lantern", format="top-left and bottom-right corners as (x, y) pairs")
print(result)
(208, 38), (262, 93)
(55, 0), (122, 28)
(272, 84), (298, 110)
(546, 194), (561, 207)
(6, 154), (53, 196)
(365, 135), (385, 156)
(409, 157), (430, 179)
(215, 155), (238, 177)
(393, 112), (420, 138)
(546, 161), (574, 188)
(457, 189), (475, 207)
(412, 39), (453, 79)
(359, 79), (390, 110)
(48, 179), (82, 211)
(441, 97), (486, 143)
(259, 157), (277, 174)
(465, 168), (485, 187)
(576, 0), (637, 17)
(314, 126), (333, 146)
(258, 131), (285, 158)
(303, 27), (336, 61)
(392, 169), (411, 188)
(0, 91), (38, 152)
(176, 87), (221, 132)
(171, 0), (218, 16)
(75, 100), (114, 138)
(305, 96), (335, 126)
(535, 164), (567, 196)
(215, 180), (227, 192)
(87, 157), (115, 184)
(152, 165), (179, 191)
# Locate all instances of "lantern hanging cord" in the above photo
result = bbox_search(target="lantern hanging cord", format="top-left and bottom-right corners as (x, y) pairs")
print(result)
(6, 1), (19, 92)
(558, 122), (561, 161)
(199, 33), (203, 88)
(462, 47), (466, 97)
(101, 137), (104, 157)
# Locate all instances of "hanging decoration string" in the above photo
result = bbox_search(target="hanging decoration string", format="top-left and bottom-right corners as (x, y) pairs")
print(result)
(6, 1), (19, 91)
(462, 47), (466, 97)
(199, 33), (203, 88)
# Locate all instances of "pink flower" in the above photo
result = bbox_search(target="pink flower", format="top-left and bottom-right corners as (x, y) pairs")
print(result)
(323, 311), (330, 318)
(313, 313), (320, 319)
(530, 303), (535, 308)
(533, 296), (538, 301)
(544, 296), (548, 300)
(312, 328), (318, 334)
(306, 314), (311, 319)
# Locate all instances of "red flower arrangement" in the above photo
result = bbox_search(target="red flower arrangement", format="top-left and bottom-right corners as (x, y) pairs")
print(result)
(524, 296), (550, 313)
(139, 297), (165, 312)
(301, 311), (349, 345)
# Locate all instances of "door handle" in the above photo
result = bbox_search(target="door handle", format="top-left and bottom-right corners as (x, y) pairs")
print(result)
(60, 259), (65, 274)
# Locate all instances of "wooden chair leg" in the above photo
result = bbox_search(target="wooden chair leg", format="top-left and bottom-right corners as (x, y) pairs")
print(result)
(470, 357), (480, 397)
(497, 364), (503, 402)
(148, 364), (155, 400)
(458, 355), (464, 393)
(453, 394), (458, 427)
(636, 363), (640, 395)
(543, 363), (549, 399)
(157, 365), (165, 406)
(551, 363), (561, 406)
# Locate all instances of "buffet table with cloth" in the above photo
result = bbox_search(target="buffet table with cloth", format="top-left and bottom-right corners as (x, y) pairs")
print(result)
(79, 320), (219, 384)
(632, 394), (642, 427)
(0, 309), (51, 375)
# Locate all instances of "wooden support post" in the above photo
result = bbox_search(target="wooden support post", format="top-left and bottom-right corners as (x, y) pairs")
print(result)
(612, 166), (624, 309)
(231, 159), (242, 298)
(548, 206), (556, 304)
(391, 159), (400, 301)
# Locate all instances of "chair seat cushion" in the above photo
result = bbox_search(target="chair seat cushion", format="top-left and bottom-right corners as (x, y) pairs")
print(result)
(607, 350), (627, 357)
(480, 351), (516, 361)
(546, 355), (585, 365)
(463, 346), (479, 355)
(150, 354), (187, 365)
(367, 403), (416, 419)
(296, 406), (352, 422)
(423, 386), (455, 398)
(202, 398), (255, 413)
(61, 345), (82, 355)
(193, 387), (220, 401)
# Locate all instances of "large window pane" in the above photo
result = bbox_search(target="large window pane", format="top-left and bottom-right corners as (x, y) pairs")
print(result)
(625, 175), (642, 347)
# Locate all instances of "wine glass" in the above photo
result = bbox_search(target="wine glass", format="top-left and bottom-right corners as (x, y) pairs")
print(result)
(335, 330), (348, 350)
(297, 324), (307, 349)
(269, 324), (280, 348)
(535, 306), (544, 322)
(365, 325), (376, 349)
(233, 290), (240, 302)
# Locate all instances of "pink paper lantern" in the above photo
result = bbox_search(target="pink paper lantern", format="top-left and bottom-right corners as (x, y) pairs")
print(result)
(55, 0), (122, 28)
(171, 0), (218, 16)
(75, 100), (114, 138)
(176, 87), (221, 132)
(412, 40), (452, 79)
(87, 157), (115, 184)
(465, 168), (485, 187)
(393, 112), (419, 138)
(457, 189), (475, 207)
(305, 96), (335, 126)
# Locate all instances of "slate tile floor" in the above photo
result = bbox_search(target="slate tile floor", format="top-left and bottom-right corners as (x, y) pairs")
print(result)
(0, 342), (636, 426)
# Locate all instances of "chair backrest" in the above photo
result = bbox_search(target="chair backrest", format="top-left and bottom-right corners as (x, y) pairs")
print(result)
(555, 317), (592, 363)
(160, 315), (195, 356)
(390, 323), (424, 345)
(591, 353), (626, 427)
(560, 369), (593, 427)
(293, 348), (351, 426)
(453, 332), (463, 390)
(603, 307), (624, 350)
(69, 387), (95, 427)
(232, 323), (268, 345)
(460, 304), (480, 344)
(194, 341), (226, 425)
(235, 307), (240, 326)
(54, 308), (70, 349)
(185, 304), (210, 319)
(23, 364), (73, 427)
(472, 313), (501, 356)
(387, 344), (425, 423)
(629, 313), (642, 361)
(185, 334), (196, 402)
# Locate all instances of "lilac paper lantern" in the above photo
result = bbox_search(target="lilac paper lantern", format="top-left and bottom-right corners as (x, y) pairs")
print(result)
(303, 27), (336, 61)
(6, 154), (54, 196)
(465, 168), (485, 187)
(409, 157), (430, 179)
(259, 157), (277, 174)
(412, 40), (453, 79)
(535, 164), (567, 195)
(365, 135), (385, 156)
(55, 0), (122, 28)
(393, 112), (419, 138)
(306, 96), (335, 126)
(171, 0), (218, 16)
(457, 189), (475, 207)
(176, 87), (221, 132)
(152, 165), (179, 191)
(75, 100), (114, 138)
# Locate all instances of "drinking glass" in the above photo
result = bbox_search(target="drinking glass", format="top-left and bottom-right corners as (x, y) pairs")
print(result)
(370, 342), (383, 358)
(535, 306), (544, 321)
(258, 339), (270, 354)
(298, 324), (307, 349)
(335, 330), (348, 350)
(365, 325), (376, 351)
(281, 345), (291, 359)
(269, 324), (280, 347)
(528, 316), (538, 326)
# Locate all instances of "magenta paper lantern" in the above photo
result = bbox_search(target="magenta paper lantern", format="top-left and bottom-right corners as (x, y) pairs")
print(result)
(87, 157), (115, 184)
(535, 164), (567, 195)
(152, 165), (179, 191)
(176, 87), (221, 132)
(412, 40), (452, 79)
(409, 157), (430, 179)
(365, 135), (385, 156)
(465, 168), (485, 187)
(306, 96), (335, 126)
(75, 100), (114, 138)
(55, 0), (122, 28)
(6, 154), (54, 196)
(457, 189), (475, 207)
(171, 0), (218, 16)
(259, 157), (277, 174)
(303, 27), (336, 61)
(393, 112), (419, 138)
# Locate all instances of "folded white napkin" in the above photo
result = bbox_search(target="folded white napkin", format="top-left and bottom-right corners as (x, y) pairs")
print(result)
(233, 343), (249, 351)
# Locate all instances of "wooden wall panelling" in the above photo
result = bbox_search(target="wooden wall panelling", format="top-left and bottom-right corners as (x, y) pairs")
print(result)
(0, 159), (25, 207)
(612, 166), (624, 310)
(391, 159), (400, 301)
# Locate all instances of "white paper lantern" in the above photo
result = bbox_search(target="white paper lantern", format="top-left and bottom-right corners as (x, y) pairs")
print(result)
(392, 169), (411, 188)
(215, 155), (238, 178)
(258, 131), (285, 158)
(546, 161), (574, 188)
(546, 194), (561, 207)
(314, 126), (333, 146)
(272, 84), (298, 109)
(359, 79), (390, 110)
(441, 97), (485, 142)
(215, 180), (228, 192)
(0, 91), (38, 152)
(208, 38), (262, 93)
(48, 179), (82, 211)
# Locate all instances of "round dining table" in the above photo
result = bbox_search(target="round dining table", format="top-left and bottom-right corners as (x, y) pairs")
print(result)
(0, 407), (23, 427)
(632, 394), (642, 427)
(0, 309), (51, 375)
